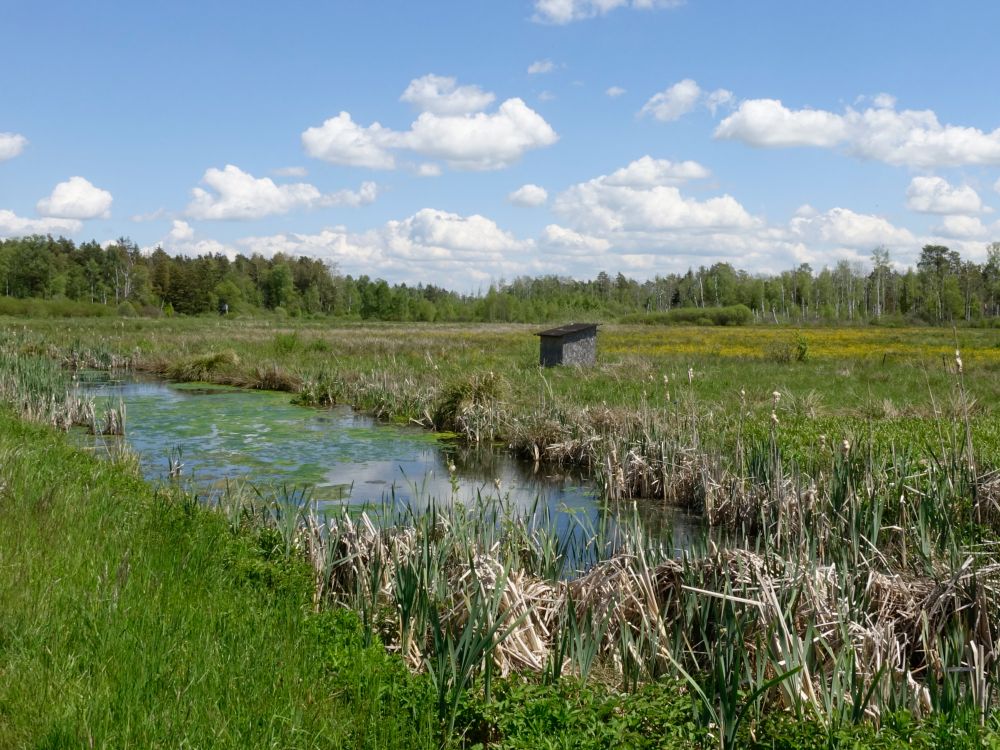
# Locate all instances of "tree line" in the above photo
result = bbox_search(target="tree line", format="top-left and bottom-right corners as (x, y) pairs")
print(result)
(2, 234), (1000, 324)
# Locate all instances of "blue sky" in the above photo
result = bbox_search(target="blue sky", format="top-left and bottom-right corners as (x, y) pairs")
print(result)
(3, 0), (1000, 289)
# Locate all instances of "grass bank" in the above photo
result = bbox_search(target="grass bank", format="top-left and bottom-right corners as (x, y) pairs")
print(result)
(0, 411), (439, 748)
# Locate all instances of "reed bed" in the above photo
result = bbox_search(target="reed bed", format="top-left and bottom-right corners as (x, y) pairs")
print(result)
(0, 349), (126, 435)
(213, 427), (1000, 748)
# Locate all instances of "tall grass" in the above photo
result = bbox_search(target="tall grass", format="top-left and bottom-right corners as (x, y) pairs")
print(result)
(258, 377), (998, 744)
(0, 414), (439, 748)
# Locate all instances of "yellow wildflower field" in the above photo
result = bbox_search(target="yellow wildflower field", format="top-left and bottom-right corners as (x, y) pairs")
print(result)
(602, 325), (1000, 364)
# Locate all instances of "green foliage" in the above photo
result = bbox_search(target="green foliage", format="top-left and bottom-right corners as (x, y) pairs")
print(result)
(2, 235), (1000, 325)
(457, 678), (706, 749)
(764, 334), (810, 363)
(621, 304), (753, 326)
(5, 327), (1000, 747)
(433, 370), (509, 430)
(0, 295), (114, 317)
(272, 330), (302, 354)
(166, 348), (241, 381)
(294, 368), (345, 407)
(0, 414), (439, 748)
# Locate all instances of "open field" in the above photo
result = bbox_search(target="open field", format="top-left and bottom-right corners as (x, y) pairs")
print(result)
(5, 316), (1000, 748)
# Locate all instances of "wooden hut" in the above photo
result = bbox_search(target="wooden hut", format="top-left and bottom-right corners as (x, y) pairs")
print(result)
(535, 323), (598, 367)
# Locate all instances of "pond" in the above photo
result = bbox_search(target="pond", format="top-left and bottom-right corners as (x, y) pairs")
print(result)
(78, 373), (702, 548)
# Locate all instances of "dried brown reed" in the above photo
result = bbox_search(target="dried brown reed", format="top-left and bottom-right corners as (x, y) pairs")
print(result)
(293, 492), (999, 724)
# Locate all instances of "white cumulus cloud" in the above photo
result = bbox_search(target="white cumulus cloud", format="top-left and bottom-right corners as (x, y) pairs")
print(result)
(415, 163), (442, 177)
(906, 176), (983, 215)
(384, 209), (528, 258)
(0, 132), (28, 161)
(273, 166), (308, 177)
(240, 228), (382, 270)
(304, 81), (558, 172)
(508, 184), (549, 207)
(239, 208), (535, 287)
(789, 207), (914, 248)
(536, 157), (932, 276)
(400, 74), (496, 115)
(540, 224), (611, 254)
(533, 0), (684, 24)
(36, 176), (113, 219)
(873, 93), (897, 109)
(715, 99), (848, 147)
(169, 219), (195, 241)
(716, 95), (1000, 168)
(0, 209), (81, 237)
(604, 156), (710, 187)
(705, 88), (734, 116)
(302, 112), (398, 169)
(640, 79), (702, 122)
(605, 86), (626, 98)
(641, 80), (735, 122)
(933, 215), (988, 239)
(399, 98), (558, 170)
(186, 164), (376, 220)
(555, 163), (756, 235)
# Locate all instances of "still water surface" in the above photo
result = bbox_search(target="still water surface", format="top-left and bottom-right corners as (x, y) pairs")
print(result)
(80, 373), (702, 548)
(81, 374), (594, 511)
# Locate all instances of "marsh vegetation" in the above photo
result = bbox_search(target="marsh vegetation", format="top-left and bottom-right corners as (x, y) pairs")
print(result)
(3, 317), (1000, 747)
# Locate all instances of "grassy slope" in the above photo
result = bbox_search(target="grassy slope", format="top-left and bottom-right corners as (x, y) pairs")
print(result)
(0, 411), (437, 749)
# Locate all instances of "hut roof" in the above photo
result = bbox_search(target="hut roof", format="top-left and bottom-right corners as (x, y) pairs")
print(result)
(535, 323), (598, 338)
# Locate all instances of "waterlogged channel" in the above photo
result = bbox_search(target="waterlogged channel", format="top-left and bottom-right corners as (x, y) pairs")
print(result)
(79, 373), (597, 510)
(79, 373), (702, 548)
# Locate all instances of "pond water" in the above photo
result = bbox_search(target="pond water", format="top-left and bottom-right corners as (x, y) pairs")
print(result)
(79, 373), (596, 510)
(78, 373), (703, 548)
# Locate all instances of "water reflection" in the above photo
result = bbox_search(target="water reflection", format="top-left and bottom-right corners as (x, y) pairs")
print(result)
(79, 372), (704, 557)
(80, 373), (596, 514)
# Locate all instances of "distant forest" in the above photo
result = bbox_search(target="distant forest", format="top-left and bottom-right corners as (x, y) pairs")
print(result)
(2, 234), (1000, 324)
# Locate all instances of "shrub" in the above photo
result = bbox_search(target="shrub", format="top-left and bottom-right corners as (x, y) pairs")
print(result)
(0, 297), (115, 318)
(621, 304), (753, 326)
(433, 371), (508, 430)
(166, 350), (241, 381)
(763, 336), (808, 363)
(272, 331), (301, 355)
